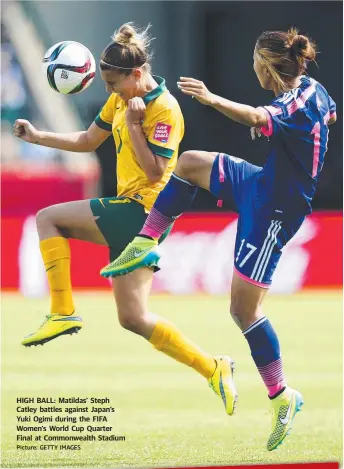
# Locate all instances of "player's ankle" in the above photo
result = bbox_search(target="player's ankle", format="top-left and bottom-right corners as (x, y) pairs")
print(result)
(138, 234), (155, 241)
(269, 386), (286, 400)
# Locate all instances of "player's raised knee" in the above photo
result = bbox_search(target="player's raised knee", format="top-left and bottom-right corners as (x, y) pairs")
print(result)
(176, 150), (216, 188)
(36, 206), (52, 228)
(176, 151), (202, 178)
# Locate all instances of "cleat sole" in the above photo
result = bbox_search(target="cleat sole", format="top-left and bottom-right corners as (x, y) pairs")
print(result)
(230, 360), (238, 415)
(101, 252), (160, 278)
(211, 356), (238, 416)
(221, 357), (238, 416)
(23, 326), (81, 347)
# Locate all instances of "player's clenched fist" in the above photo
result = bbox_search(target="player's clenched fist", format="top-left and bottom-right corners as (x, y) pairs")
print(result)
(126, 97), (146, 126)
(13, 119), (39, 144)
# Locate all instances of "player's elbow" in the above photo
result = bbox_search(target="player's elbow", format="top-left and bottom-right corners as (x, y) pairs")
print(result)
(147, 168), (164, 183)
(75, 132), (98, 152)
(146, 157), (168, 183)
(85, 141), (99, 152)
(84, 134), (100, 152)
(251, 108), (267, 127)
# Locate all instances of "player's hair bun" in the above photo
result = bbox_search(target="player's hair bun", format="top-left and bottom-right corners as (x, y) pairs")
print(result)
(101, 22), (154, 74)
(287, 28), (316, 61)
(113, 23), (137, 46)
(111, 22), (154, 52)
(255, 28), (317, 92)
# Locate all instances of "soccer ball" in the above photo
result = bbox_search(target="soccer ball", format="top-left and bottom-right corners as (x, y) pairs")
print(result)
(42, 41), (96, 95)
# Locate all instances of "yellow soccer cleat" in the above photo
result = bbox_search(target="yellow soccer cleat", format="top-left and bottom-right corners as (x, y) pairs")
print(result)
(21, 312), (83, 347)
(267, 387), (304, 451)
(208, 356), (238, 416)
(100, 236), (159, 278)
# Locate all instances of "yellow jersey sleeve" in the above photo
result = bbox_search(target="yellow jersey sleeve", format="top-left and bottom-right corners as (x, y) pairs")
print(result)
(94, 94), (116, 131)
(146, 108), (184, 159)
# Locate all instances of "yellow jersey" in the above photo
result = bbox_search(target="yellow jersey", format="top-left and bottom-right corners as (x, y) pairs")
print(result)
(95, 76), (184, 212)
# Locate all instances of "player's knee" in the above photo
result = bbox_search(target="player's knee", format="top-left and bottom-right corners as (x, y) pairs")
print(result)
(176, 151), (201, 179)
(36, 206), (53, 229)
(229, 300), (261, 331)
(118, 312), (145, 335)
(229, 303), (246, 329)
(229, 298), (257, 330)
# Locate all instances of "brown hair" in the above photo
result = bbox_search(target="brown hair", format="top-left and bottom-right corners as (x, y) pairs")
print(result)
(255, 28), (317, 92)
(100, 22), (154, 75)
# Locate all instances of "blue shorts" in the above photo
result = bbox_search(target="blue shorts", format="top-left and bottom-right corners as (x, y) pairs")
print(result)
(209, 153), (305, 287)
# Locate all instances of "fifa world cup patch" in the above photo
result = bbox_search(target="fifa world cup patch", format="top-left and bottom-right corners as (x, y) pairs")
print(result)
(153, 123), (172, 143)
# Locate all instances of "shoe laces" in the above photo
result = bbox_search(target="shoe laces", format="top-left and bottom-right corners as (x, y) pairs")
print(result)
(39, 314), (52, 328)
(208, 360), (218, 393)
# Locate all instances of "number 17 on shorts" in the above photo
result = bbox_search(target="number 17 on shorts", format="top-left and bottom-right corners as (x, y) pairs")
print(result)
(233, 220), (284, 289)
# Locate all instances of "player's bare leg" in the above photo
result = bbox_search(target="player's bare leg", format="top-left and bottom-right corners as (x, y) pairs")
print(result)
(101, 152), (237, 414)
(112, 268), (237, 415)
(36, 200), (108, 244)
(229, 271), (267, 330)
(22, 200), (108, 347)
(112, 268), (156, 339)
(230, 271), (303, 450)
(174, 150), (218, 190)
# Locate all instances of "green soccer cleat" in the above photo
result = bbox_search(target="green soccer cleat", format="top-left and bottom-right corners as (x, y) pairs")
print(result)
(267, 387), (304, 451)
(100, 236), (159, 278)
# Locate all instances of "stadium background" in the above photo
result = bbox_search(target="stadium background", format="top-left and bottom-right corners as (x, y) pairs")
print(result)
(1, 1), (342, 467)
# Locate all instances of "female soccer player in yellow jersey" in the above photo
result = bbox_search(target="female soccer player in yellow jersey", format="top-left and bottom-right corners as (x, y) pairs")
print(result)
(14, 23), (237, 416)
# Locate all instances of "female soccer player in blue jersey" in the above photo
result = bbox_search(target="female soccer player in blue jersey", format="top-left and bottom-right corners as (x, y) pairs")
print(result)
(101, 28), (337, 451)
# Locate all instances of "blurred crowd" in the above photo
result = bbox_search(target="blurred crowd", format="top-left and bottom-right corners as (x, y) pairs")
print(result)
(1, 25), (58, 170)
(0, 16), (341, 209)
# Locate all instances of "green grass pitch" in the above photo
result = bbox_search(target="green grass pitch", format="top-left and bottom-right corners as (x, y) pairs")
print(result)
(1, 291), (342, 467)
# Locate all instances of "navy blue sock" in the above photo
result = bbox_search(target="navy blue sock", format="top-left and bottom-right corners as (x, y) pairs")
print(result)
(155, 173), (198, 217)
(140, 173), (198, 238)
(243, 317), (286, 397)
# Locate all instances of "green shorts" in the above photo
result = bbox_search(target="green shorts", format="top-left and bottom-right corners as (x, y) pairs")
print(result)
(90, 196), (172, 261)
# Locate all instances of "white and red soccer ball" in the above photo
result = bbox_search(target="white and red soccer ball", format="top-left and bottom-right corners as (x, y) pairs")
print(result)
(42, 41), (96, 95)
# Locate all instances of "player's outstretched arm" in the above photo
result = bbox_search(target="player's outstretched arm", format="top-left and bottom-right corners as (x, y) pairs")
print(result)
(177, 77), (267, 128)
(13, 120), (111, 152)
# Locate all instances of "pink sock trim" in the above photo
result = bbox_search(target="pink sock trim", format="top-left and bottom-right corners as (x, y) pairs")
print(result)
(258, 358), (286, 397)
(140, 226), (162, 239)
(267, 381), (286, 397)
(140, 207), (173, 239)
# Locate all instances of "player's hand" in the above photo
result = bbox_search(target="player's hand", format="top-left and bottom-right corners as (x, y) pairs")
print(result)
(13, 119), (40, 143)
(126, 97), (146, 125)
(250, 127), (262, 140)
(177, 77), (214, 105)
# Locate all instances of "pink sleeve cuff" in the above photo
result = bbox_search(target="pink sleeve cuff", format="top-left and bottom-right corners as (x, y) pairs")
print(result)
(258, 107), (273, 137)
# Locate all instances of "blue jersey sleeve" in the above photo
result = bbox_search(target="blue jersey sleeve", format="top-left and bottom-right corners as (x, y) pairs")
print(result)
(329, 95), (337, 120)
(258, 104), (284, 137)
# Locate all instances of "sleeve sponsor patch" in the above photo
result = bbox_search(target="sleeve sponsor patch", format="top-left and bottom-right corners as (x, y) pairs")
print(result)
(153, 122), (172, 143)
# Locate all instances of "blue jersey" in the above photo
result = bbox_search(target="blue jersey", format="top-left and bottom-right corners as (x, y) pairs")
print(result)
(257, 75), (336, 216)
